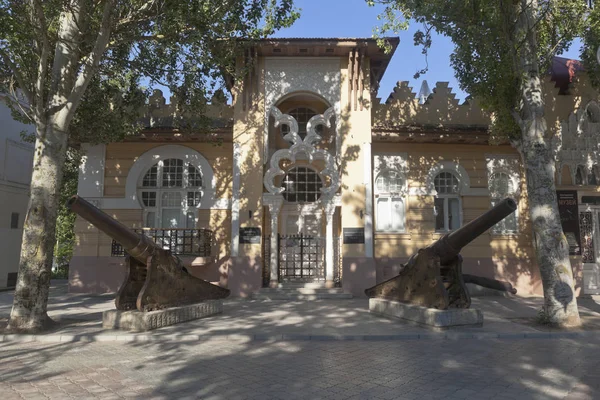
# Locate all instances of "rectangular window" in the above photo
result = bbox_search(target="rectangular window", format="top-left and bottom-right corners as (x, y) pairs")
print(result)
(434, 198), (445, 231)
(161, 209), (180, 228)
(145, 211), (156, 228)
(390, 197), (405, 231)
(491, 199), (518, 233)
(11, 212), (19, 229)
(376, 198), (390, 231)
(142, 191), (156, 207)
(435, 197), (461, 232)
(376, 198), (405, 232)
(448, 198), (461, 231)
(186, 211), (196, 229)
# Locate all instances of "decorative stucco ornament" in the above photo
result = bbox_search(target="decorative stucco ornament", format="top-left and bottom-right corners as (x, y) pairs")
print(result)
(264, 106), (340, 195)
(557, 101), (600, 184)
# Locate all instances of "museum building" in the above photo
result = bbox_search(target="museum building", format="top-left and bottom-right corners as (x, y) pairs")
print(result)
(69, 37), (600, 298)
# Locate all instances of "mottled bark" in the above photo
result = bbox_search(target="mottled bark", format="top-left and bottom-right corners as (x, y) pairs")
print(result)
(516, 0), (580, 327)
(8, 120), (68, 332)
(7, 0), (114, 332)
(521, 139), (580, 326)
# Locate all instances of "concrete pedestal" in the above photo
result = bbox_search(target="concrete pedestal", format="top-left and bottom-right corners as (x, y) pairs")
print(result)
(103, 300), (223, 332)
(369, 298), (483, 328)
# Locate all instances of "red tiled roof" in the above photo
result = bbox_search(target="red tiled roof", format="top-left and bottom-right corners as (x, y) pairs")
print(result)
(550, 56), (584, 94)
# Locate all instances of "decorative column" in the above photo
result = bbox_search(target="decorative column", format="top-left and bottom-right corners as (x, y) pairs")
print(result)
(264, 194), (283, 286)
(324, 200), (337, 287)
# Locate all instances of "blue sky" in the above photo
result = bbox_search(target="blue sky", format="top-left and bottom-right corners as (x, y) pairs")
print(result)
(272, 0), (584, 102)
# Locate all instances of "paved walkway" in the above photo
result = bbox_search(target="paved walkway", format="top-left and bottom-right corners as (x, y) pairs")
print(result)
(2, 282), (600, 341)
(2, 337), (600, 399)
(2, 282), (600, 399)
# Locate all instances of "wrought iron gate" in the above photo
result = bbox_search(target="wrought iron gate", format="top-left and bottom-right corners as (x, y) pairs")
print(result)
(261, 235), (342, 287)
(278, 234), (325, 282)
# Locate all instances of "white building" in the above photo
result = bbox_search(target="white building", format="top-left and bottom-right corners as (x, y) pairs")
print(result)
(0, 95), (34, 288)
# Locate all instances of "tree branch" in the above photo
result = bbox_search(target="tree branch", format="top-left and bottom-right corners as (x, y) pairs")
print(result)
(8, 78), (35, 123)
(63, 0), (116, 125)
(0, 48), (33, 105)
(32, 0), (50, 122)
(116, 0), (161, 29)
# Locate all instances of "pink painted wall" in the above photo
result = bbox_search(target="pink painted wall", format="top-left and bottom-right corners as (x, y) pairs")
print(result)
(342, 257), (377, 298)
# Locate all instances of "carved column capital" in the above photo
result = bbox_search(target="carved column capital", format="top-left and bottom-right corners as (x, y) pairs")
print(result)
(263, 193), (284, 215)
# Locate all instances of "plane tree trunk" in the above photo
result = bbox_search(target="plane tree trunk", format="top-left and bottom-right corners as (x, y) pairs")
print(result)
(515, 0), (580, 327)
(8, 119), (68, 332)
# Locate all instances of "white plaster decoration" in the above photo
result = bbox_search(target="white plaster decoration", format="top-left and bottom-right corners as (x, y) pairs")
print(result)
(485, 154), (522, 198)
(485, 154), (521, 234)
(373, 153), (409, 176)
(102, 145), (217, 211)
(263, 193), (284, 284)
(77, 144), (106, 198)
(324, 199), (337, 282)
(264, 106), (341, 196)
(263, 57), (342, 163)
(231, 143), (241, 257)
(423, 161), (472, 196)
(363, 143), (373, 258)
(559, 101), (600, 183)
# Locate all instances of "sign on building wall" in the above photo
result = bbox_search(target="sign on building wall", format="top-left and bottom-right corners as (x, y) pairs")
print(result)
(556, 190), (581, 256)
(239, 227), (261, 244)
(343, 228), (365, 244)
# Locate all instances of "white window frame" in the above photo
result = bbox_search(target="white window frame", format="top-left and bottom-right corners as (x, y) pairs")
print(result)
(138, 158), (204, 228)
(489, 171), (519, 234)
(374, 169), (407, 233)
(433, 172), (463, 233)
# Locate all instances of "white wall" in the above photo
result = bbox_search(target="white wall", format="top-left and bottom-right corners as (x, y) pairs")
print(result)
(0, 96), (34, 288)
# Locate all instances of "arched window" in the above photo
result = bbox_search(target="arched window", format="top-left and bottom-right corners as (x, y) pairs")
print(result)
(489, 172), (518, 233)
(281, 107), (323, 140)
(138, 158), (203, 228)
(282, 166), (323, 203)
(434, 172), (461, 232)
(375, 170), (406, 232)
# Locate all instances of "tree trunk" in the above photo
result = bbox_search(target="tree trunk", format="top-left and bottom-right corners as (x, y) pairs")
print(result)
(517, 0), (580, 327)
(8, 119), (68, 332)
(520, 131), (581, 326)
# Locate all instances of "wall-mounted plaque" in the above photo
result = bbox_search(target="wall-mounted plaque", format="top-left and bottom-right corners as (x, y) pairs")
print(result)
(239, 227), (261, 244)
(556, 190), (581, 256)
(343, 227), (365, 244)
(582, 196), (600, 206)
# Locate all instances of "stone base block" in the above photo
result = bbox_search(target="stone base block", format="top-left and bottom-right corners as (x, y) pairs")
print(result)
(369, 298), (483, 328)
(103, 301), (223, 332)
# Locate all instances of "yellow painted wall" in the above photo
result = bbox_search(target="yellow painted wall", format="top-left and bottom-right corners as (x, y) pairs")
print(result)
(371, 142), (534, 261)
(104, 142), (233, 200)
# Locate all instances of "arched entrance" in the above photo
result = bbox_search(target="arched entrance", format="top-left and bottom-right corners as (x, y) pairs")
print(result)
(262, 92), (341, 287)
(279, 166), (325, 282)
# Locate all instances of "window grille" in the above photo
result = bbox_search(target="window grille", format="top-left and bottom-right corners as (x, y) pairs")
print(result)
(282, 167), (323, 203)
(281, 107), (323, 140)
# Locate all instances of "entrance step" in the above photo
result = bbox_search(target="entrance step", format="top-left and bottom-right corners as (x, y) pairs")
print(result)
(251, 286), (352, 300)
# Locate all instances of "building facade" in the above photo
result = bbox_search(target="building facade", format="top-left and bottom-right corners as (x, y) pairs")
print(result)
(0, 95), (34, 289)
(69, 38), (600, 298)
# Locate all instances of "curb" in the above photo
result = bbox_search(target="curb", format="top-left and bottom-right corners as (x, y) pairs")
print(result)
(1, 331), (599, 343)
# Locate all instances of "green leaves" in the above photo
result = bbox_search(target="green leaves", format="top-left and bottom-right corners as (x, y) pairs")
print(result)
(367, 0), (592, 141)
(1, 0), (300, 140)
